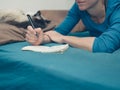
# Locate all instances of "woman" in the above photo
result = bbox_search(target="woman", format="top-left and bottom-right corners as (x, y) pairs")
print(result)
(26, 0), (120, 53)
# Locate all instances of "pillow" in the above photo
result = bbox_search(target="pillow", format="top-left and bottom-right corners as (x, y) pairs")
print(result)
(0, 23), (26, 45)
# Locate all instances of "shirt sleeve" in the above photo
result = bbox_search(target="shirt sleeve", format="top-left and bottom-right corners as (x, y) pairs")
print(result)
(55, 3), (81, 35)
(93, 6), (120, 53)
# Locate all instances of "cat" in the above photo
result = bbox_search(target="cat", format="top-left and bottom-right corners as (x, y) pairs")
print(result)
(0, 9), (51, 29)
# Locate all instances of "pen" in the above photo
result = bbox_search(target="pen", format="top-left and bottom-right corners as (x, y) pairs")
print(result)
(27, 14), (39, 37)
(27, 14), (35, 29)
(27, 14), (56, 37)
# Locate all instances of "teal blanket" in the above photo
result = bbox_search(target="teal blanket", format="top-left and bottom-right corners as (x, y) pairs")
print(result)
(0, 32), (120, 90)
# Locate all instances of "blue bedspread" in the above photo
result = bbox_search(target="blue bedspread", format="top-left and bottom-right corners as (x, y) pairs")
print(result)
(0, 40), (120, 90)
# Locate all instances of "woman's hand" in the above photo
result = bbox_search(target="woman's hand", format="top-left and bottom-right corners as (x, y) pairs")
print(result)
(45, 31), (65, 44)
(25, 26), (44, 45)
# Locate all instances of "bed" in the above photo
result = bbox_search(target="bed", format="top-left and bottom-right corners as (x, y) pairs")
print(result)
(0, 10), (120, 90)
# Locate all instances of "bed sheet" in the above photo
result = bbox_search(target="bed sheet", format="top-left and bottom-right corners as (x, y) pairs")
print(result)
(0, 41), (120, 90)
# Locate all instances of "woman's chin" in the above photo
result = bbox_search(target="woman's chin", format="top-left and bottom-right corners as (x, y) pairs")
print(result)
(79, 7), (86, 11)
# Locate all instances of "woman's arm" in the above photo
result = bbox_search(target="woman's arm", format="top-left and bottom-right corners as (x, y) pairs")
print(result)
(45, 31), (95, 51)
(63, 36), (95, 51)
(55, 2), (81, 35)
(93, 6), (120, 53)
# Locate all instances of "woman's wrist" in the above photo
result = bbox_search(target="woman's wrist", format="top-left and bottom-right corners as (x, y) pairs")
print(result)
(43, 33), (52, 44)
(62, 36), (68, 43)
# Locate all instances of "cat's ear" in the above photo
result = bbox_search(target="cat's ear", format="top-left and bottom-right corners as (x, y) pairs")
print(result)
(33, 10), (41, 17)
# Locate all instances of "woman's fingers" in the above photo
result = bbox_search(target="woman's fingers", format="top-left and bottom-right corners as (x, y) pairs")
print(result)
(25, 26), (44, 45)
(27, 26), (37, 37)
(34, 28), (44, 44)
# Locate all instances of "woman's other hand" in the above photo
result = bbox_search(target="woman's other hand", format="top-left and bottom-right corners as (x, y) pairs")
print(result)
(45, 31), (65, 44)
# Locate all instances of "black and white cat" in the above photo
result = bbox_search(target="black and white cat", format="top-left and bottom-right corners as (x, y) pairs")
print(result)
(0, 9), (51, 29)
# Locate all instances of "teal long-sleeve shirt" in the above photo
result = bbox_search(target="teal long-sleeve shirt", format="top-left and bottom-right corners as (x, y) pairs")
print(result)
(55, 0), (120, 53)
